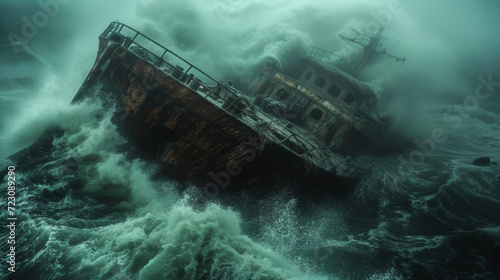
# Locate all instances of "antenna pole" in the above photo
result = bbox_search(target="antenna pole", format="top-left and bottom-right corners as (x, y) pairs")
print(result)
(339, 28), (406, 76)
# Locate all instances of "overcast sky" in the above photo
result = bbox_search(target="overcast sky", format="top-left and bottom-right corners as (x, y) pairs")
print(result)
(1, 0), (499, 156)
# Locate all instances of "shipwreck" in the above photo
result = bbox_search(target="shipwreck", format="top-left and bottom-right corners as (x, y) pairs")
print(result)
(72, 21), (404, 194)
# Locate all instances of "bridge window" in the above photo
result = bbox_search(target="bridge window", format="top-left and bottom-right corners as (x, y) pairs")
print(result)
(276, 88), (290, 100)
(304, 71), (313, 81)
(328, 85), (341, 97)
(344, 92), (356, 104)
(315, 77), (326, 88)
(310, 108), (323, 121)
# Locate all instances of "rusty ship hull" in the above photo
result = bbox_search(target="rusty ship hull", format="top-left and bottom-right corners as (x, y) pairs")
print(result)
(72, 22), (365, 193)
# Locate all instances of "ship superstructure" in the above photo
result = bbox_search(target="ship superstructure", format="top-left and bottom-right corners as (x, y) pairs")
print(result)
(72, 21), (403, 191)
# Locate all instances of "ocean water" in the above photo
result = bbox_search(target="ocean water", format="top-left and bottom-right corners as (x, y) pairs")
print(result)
(1, 1), (500, 279)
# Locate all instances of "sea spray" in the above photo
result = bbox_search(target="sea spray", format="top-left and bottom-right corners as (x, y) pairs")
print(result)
(138, 197), (329, 280)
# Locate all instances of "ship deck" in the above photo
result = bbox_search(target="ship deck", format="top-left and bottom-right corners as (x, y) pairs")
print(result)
(82, 21), (366, 180)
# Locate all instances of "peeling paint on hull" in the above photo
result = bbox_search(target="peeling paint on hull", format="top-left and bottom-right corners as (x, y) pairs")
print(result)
(72, 22), (364, 191)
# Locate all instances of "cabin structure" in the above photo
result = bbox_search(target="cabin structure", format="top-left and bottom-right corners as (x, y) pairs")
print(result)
(250, 56), (385, 156)
(250, 28), (405, 156)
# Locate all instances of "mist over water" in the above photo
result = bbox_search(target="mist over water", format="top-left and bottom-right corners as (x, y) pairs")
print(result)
(2, 0), (500, 155)
(1, 0), (500, 279)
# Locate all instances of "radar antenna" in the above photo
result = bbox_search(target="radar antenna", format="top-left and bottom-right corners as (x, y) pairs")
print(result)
(339, 28), (406, 77)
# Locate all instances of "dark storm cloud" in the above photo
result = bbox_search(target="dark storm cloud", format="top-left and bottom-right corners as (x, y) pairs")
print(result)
(132, 0), (499, 139)
(1, 0), (499, 157)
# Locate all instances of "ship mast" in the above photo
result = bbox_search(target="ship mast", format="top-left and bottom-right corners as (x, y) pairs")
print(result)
(339, 27), (405, 77)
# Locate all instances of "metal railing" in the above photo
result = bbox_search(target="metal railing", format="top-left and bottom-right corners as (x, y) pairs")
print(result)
(305, 47), (353, 72)
(352, 109), (384, 133)
(101, 21), (360, 177)
(103, 21), (223, 93)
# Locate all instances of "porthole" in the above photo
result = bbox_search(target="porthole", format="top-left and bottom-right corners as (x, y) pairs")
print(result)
(328, 85), (341, 97)
(304, 71), (313, 80)
(276, 88), (289, 100)
(310, 108), (323, 121)
(344, 92), (356, 104)
(315, 77), (326, 88)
